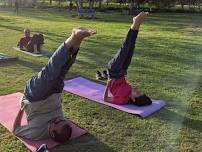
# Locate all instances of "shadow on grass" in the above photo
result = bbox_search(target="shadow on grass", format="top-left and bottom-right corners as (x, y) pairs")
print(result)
(18, 59), (45, 71)
(0, 24), (23, 32)
(0, 23), (66, 42)
(152, 77), (202, 133)
(0, 58), (44, 72)
(77, 32), (202, 71)
(154, 107), (202, 133)
(51, 133), (115, 152)
(1, 8), (201, 28)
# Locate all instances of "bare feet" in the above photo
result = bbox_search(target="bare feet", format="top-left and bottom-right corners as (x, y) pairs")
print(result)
(131, 11), (149, 30)
(72, 27), (96, 39)
(65, 27), (96, 50)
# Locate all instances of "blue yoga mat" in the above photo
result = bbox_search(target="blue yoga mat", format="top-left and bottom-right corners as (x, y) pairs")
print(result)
(13, 47), (53, 57)
(0, 53), (17, 62)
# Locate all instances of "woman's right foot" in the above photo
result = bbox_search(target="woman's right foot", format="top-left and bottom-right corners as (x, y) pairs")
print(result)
(131, 11), (149, 30)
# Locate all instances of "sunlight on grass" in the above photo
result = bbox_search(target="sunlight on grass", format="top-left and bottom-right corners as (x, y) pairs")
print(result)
(0, 8), (202, 152)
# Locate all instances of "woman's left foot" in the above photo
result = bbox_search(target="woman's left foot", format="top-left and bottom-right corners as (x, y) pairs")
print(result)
(96, 71), (103, 80)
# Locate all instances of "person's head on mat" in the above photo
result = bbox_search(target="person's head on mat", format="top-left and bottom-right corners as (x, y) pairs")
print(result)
(129, 89), (152, 106)
(49, 118), (72, 143)
(104, 77), (152, 106)
(24, 29), (30, 38)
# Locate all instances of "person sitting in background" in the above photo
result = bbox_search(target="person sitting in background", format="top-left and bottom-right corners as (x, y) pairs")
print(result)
(26, 33), (44, 54)
(17, 29), (31, 50)
(17, 29), (44, 54)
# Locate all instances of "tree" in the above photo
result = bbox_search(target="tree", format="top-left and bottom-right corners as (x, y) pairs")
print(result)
(89, 0), (95, 9)
(32, 0), (37, 7)
(8, 0), (12, 7)
(129, 0), (135, 15)
(98, 0), (102, 8)
(77, 0), (83, 9)
(129, 0), (148, 15)
(179, 0), (185, 9)
(149, 0), (176, 8)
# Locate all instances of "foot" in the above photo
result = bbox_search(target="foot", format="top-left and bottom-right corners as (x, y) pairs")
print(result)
(96, 71), (104, 80)
(131, 11), (149, 30)
(72, 27), (96, 40)
(102, 70), (108, 80)
(65, 27), (96, 50)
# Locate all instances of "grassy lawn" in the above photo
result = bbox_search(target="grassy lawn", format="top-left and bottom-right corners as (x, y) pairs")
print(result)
(0, 8), (202, 152)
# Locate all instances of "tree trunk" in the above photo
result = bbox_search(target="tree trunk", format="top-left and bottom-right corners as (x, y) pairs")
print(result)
(50, 0), (52, 5)
(59, 0), (61, 7)
(135, 0), (140, 9)
(179, 0), (184, 9)
(198, 0), (201, 10)
(8, 0), (12, 7)
(33, 0), (37, 7)
(75, 1), (79, 10)
(129, 0), (135, 15)
(77, 0), (83, 9)
(89, 0), (94, 9)
(106, 0), (109, 6)
(98, 0), (102, 8)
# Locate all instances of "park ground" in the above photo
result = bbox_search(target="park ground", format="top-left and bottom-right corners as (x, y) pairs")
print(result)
(0, 8), (202, 152)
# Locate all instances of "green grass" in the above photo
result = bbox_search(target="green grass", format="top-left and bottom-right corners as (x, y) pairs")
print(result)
(0, 8), (202, 152)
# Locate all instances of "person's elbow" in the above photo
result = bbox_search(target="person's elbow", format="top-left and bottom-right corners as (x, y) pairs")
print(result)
(12, 122), (19, 133)
(103, 96), (112, 103)
(103, 96), (107, 102)
(12, 126), (17, 134)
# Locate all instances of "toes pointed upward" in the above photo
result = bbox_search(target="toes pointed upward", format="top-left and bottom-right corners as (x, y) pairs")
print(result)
(72, 27), (96, 39)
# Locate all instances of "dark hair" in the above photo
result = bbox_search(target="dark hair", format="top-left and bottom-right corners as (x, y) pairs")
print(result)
(130, 94), (152, 106)
(49, 118), (72, 143)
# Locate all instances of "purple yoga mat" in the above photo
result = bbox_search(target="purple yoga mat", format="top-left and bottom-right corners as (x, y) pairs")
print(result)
(64, 77), (166, 118)
(0, 92), (86, 152)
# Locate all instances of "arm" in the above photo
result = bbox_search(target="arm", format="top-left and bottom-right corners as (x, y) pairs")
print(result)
(103, 81), (113, 103)
(12, 108), (24, 133)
